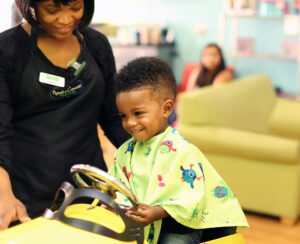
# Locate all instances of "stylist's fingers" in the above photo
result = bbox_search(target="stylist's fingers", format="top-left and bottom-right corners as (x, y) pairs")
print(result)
(0, 204), (18, 231)
(16, 203), (31, 223)
(0, 199), (30, 231)
(0, 212), (12, 231)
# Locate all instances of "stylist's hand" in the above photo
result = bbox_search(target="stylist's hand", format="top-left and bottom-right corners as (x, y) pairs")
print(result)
(126, 203), (168, 226)
(0, 191), (31, 230)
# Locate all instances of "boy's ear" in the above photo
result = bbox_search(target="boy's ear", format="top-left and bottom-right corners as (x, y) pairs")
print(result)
(162, 99), (174, 118)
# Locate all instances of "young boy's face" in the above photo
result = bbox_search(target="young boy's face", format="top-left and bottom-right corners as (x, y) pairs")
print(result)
(116, 89), (170, 142)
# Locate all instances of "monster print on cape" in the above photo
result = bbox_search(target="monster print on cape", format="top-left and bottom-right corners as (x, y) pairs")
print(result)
(109, 127), (249, 244)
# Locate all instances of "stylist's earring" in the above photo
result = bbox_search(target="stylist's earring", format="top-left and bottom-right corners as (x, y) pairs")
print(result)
(29, 7), (37, 21)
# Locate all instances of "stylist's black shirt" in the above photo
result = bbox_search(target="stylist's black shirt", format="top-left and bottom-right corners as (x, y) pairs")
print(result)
(0, 25), (129, 218)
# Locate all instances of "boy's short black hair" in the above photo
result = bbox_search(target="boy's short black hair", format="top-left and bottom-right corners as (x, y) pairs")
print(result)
(115, 57), (177, 100)
(15, 0), (94, 30)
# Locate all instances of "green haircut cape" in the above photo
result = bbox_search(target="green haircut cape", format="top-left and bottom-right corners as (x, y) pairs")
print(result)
(109, 127), (248, 244)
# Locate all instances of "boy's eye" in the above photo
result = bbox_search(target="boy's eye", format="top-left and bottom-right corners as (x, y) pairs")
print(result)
(134, 111), (143, 116)
(119, 114), (126, 119)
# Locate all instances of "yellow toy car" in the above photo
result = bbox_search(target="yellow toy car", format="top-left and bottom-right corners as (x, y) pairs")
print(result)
(0, 164), (147, 244)
(0, 164), (245, 244)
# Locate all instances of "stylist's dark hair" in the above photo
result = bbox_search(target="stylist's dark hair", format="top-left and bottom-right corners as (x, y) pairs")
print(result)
(14, 0), (94, 30)
(196, 43), (226, 87)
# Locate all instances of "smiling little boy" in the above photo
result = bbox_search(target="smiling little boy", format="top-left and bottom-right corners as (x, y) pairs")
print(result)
(109, 57), (248, 244)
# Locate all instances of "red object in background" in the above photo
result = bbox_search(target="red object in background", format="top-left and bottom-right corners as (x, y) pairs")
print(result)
(282, 39), (298, 59)
(293, 0), (300, 13)
(237, 38), (255, 55)
(177, 63), (235, 93)
(294, 0), (300, 8)
(178, 63), (200, 93)
(277, 91), (297, 99)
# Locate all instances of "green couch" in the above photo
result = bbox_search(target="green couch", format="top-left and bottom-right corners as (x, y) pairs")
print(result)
(177, 74), (300, 224)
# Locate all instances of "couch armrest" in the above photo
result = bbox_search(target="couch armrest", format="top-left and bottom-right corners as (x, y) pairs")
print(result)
(268, 98), (300, 140)
(177, 124), (299, 165)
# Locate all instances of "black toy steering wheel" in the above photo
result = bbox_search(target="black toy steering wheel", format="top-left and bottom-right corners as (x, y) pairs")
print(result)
(70, 164), (138, 209)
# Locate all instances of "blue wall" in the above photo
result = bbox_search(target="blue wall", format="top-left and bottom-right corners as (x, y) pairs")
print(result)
(150, 0), (222, 82)
(150, 0), (298, 94)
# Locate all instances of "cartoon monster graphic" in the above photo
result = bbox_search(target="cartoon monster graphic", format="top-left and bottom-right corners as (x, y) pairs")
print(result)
(125, 140), (136, 153)
(122, 166), (131, 180)
(147, 223), (155, 244)
(199, 209), (209, 223)
(157, 175), (165, 187)
(191, 202), (201, 220)
(212, 181), (235, 203)
(171, 128), (179, 135)
(159, 140), (176, 154)
(180, 164), (201, 189)
(191, 205), (200, 219)
(190, 201), (209, 223)
(198, 162), (205, 181)
(144, 145), (151, 156)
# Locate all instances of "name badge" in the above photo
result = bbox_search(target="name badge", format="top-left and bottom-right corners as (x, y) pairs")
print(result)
(39, 72), (65, 87)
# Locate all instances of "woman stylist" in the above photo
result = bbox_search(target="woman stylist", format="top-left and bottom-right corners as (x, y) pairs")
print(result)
(0, 0), (129, 229)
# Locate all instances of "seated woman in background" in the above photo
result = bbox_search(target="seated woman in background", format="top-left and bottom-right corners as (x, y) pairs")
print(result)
(169, 43), (234, 126)
(185, 43), (234, 91)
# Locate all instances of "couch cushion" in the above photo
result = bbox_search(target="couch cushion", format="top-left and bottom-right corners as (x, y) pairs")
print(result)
(177, 75), (276, 133)
(268, 98), (300, 140)
(177, 124), (299, 165)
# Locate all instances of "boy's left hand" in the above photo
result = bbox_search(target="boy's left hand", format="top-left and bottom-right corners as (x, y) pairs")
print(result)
(126, 203), (168, 226)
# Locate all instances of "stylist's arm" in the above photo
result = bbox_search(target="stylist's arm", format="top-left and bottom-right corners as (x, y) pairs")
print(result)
(0, 167), (30, 230)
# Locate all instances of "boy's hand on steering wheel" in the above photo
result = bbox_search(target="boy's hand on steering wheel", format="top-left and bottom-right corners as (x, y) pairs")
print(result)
(126, 203), (169, 226)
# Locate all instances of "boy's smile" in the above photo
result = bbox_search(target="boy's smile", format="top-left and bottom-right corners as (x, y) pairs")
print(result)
(116, 88), (170, 142)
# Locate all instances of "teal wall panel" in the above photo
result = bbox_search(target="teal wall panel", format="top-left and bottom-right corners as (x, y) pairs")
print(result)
(150, 0), (298, 94)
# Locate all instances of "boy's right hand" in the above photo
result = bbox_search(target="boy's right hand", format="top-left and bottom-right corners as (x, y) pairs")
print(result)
(125, 203), (169, 226)
(0, 191), (31, 231)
